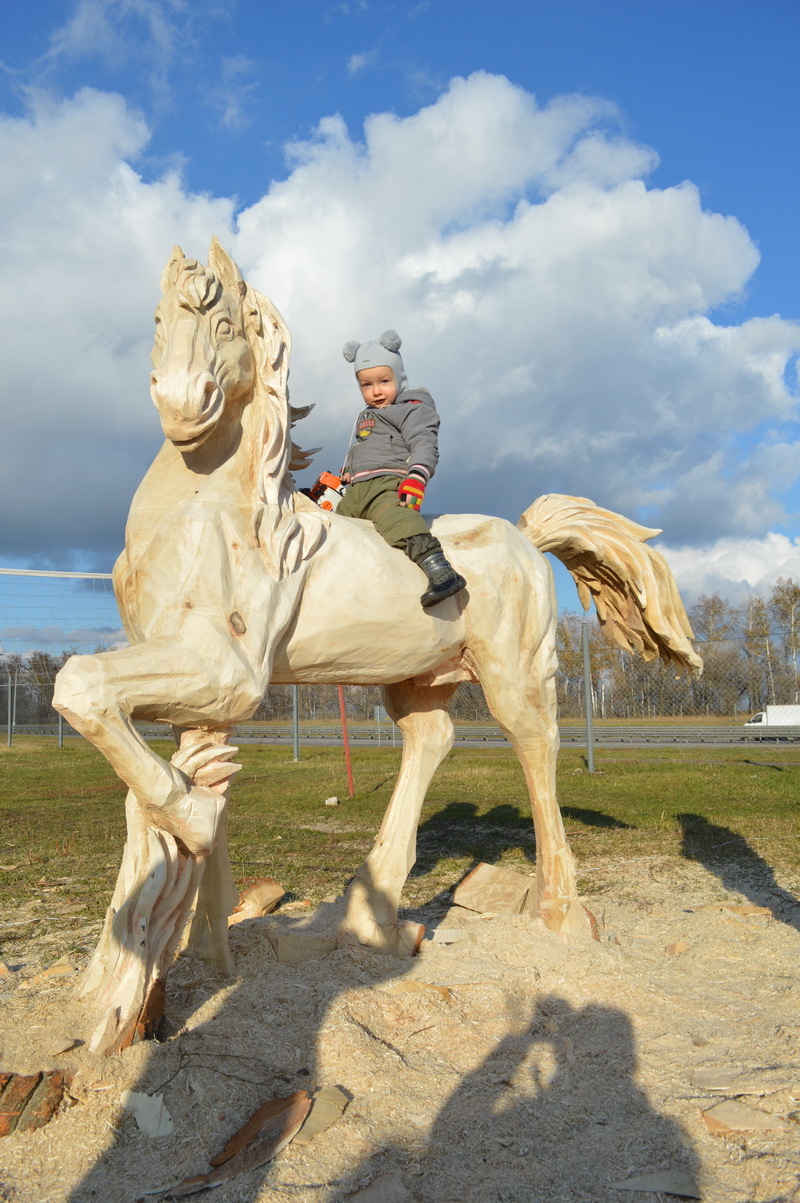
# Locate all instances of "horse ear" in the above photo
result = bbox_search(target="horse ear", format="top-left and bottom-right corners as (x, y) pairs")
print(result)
(160, 245), (185, 293)
(243, 285), (263, 336)
(208, 236), (245, 298)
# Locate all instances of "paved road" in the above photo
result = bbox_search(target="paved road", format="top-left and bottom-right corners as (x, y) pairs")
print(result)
(14, 722), (800, 748)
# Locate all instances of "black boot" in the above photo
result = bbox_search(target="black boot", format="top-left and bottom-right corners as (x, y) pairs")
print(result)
(405, 534), (467, 608)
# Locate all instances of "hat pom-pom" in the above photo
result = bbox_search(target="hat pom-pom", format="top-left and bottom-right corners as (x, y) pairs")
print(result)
(342, 340), (360, 363)
(379, 330), (401, 353)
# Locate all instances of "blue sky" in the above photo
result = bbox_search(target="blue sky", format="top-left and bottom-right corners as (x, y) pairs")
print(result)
(2, 0), (800, 612)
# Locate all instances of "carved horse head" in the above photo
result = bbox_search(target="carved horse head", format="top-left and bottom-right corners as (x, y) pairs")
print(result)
(150, 237), (262, 451)
(151, 238), (316, 507)
(150, 238), (323, 573)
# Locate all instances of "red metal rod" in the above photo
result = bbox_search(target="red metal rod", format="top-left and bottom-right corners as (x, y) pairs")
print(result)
(337, 684), (355, 798)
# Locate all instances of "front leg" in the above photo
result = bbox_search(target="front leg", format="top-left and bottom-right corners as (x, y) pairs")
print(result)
(53, 632), (259, 856)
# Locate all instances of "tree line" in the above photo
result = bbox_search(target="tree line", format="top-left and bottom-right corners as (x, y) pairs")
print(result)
(556, 577), (800, 719)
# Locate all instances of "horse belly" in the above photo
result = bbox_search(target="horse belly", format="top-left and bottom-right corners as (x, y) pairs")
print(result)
(270, 521), (466, 685)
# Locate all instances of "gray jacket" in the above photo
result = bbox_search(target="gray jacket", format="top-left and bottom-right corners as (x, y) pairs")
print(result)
(342, 388), (440, 485)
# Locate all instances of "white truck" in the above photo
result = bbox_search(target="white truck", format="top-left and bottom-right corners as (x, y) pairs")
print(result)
(744, 705), (800, 728)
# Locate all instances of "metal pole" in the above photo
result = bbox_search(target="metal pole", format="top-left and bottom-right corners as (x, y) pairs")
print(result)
(292, 684), (300, 762)
(337, 685), (355, 798)
(581, 615), (595, 773)
(12, 671), (17, 736)
(58, 710), (64, 749)
(6, 673), (11, 747)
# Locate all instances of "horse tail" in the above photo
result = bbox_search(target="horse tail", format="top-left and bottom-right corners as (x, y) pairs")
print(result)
(518, 494), (702, 677)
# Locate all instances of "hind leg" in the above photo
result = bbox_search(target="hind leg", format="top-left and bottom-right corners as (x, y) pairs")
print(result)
(340, 680), (457, 955)
(469, 598), (592, 937)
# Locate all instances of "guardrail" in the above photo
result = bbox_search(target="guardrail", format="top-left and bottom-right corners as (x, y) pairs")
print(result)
(11, 721), (800, 746)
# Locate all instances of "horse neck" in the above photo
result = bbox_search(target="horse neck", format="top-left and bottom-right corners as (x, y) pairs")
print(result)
(154, 382), (268, 507)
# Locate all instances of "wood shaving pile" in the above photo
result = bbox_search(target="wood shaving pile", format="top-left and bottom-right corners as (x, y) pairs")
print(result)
(1, 855), (798, 1202)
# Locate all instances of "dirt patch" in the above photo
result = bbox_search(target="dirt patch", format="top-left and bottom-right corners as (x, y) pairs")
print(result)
(1, 856), (799, 1202)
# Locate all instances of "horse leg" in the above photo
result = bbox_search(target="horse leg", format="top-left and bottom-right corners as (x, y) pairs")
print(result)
(53, 637), (254, 856)
(469, 617), (592, 938)
(339, 680), (457, 955)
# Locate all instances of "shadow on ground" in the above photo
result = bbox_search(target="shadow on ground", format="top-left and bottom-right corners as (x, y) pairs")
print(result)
(678, 811), (800, 934)
(69, 940), (700, 1203)
(324, 993), (700, 1202)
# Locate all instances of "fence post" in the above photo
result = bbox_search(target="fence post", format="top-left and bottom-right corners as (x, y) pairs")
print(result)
(581, 615), (595, 772)
(292, 684), (300, 763)
(6, 673), (10, 747)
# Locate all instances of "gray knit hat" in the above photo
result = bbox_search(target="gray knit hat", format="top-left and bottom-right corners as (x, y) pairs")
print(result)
(342, 329), (407, 395)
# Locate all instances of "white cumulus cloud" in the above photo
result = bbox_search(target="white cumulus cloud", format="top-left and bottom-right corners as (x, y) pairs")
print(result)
(656, 533), (800, 607)
(2, 70), (800, 597)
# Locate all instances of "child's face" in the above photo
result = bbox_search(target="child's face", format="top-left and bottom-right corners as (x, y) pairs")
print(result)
(356, 365), (397, 408)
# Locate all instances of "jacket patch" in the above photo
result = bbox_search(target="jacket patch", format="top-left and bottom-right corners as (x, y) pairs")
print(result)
(356, 416), (376, 440)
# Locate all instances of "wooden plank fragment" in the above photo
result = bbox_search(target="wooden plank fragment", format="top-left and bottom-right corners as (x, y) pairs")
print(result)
(702, 1100), (789, 1134)
(452, 862), (533, 915)
(15, 1071), (71, 1134)
(0, 1073), (42, 1137)
(159, 1090), (312, 1198)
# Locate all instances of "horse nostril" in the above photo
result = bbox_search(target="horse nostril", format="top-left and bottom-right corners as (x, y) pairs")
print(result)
(201, 380), (218, 413)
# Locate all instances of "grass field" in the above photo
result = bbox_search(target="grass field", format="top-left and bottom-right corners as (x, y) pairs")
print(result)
(1, 737), (799, 954)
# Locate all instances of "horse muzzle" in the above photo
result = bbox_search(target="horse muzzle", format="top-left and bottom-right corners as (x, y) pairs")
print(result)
(151, 374), (226, 449)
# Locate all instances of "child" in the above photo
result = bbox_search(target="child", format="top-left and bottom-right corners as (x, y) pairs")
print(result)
(336, 330), (466, 608)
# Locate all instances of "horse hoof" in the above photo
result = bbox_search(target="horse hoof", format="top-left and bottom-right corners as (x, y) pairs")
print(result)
(336, 918), (425, 958)
(146, 785), (225, 858)
(537, 896), (596, 940)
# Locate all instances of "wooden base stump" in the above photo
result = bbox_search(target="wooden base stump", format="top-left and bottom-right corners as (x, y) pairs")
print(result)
(76, 730), (239, 1055)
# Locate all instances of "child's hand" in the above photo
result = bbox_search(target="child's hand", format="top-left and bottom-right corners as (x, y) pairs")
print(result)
(398, 476), (425, 510)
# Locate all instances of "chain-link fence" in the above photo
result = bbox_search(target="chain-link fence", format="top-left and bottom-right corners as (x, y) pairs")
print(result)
(3, 570), (800, 736)
(557, 581), (800, 720)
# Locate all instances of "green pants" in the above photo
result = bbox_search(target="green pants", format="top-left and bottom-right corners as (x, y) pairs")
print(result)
(337, 475), (431, 550)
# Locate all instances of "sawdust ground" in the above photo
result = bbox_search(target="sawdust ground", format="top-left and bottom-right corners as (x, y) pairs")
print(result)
(1, 855), (799, 1203)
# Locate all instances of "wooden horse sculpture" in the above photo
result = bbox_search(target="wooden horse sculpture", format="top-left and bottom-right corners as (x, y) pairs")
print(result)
(53, 238), (701, 1053)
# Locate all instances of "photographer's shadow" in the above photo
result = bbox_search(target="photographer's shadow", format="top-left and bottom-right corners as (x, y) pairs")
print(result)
(350, 994), (700, 1201)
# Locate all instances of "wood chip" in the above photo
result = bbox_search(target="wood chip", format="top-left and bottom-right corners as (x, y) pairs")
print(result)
(609, 1169), (700, 1197)
(121, 1090), (174, 1137)
(385, 980), (453, 1004)
(228, 877), (285, 925)
(295, 1084), (350, 1143)
(275, 931), (337, 965)
(693, 1066), (796, 1096)
(697, 902), (772, 916)
(17, 959), (78, 989)
(346, 1171), (417, 1202)
(426, 928), (467, 944)
(665, 940), (690, 955)
(48, 1038), (84, 1058)
(702, 1099), (789, 1134)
